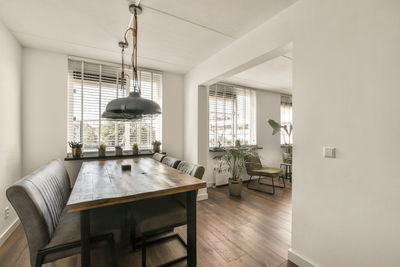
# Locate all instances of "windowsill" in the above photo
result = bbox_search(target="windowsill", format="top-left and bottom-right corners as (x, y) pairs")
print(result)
(64, 151), (164, 161)
(209, 145), (263, 152)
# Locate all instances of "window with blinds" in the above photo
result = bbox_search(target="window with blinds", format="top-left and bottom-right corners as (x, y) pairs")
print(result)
(208, 83), (256, 148)
(67, 58), (162, 152)
(280, 94), (292, 145)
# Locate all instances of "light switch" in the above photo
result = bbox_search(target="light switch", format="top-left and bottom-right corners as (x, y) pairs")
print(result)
(323, 147), (336, 158)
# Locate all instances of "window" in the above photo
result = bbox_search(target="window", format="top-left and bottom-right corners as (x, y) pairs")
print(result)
(280, 94), (292, 145)
(67, 58), (162, 152)
(208, 83), (256, 148)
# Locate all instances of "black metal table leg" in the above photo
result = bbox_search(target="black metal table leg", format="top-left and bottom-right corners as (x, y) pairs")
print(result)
(187, 190), (197, 267)
(81, 210), (91, 267)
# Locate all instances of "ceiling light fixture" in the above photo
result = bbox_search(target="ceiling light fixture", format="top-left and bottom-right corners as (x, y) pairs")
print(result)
(102, 4), (161, 120)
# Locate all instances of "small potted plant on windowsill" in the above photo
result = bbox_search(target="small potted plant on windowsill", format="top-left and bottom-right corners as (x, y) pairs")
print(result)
(98, 144), (106, 157)
(132, 143), (139, 155)
(152, 140), (161, 153)
(115, 145), (123, 156)
(68, 141), (83, 158)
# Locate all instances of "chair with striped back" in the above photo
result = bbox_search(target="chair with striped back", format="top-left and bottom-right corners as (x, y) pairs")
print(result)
(152, 152), (166, 162)
(161, 156), (181, 169)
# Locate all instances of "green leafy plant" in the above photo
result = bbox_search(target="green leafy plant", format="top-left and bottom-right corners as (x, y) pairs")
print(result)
(98, 144), (106, 150)
(220, 148), (254, 181)
(68, 141), (83, 149)
(268, 119), (293, 145)
(152, 140), (161, 146)
(133, 143), (138, 149)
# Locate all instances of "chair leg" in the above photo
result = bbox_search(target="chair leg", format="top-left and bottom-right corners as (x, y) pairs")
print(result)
(106, 234), (118, 267)
(142, 235), (147, 267)
(35, 252), (44, 267)
(247, 176), (253, 188)
(130, 220), (136, 250)
(271, 176), (275, 195)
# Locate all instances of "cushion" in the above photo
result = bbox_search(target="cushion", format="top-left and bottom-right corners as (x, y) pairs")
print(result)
(152, 153), (166, 162)
(248, 167), (283, 177)
(131, 198), (186, 235)
(161, 156), (181, 169)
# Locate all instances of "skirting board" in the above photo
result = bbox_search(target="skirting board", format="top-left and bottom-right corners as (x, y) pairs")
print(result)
(288, 248), (316, 267)
(197, 192), (208, 201)
(0, 218), (20, 247)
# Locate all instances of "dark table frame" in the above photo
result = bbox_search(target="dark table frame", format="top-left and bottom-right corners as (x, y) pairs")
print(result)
(79, 190), (198, 267)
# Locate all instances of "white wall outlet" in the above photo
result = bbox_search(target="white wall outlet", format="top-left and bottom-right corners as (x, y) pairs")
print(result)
(4, 207), (10, 219)
(323, 147), (336, 158)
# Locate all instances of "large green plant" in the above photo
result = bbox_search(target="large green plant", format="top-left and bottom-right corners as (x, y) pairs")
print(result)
(268, 119), (293, 145)
(220, 148), (253, 181)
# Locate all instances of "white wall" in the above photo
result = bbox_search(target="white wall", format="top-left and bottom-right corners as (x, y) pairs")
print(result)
(21, 48), (185, 184)
(162, 72), (184, 158)
(291, 0), (400, 266)
(0, 20), (22, 243)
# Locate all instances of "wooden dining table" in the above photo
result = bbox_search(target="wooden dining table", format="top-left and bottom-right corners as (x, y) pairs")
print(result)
(66, 157), (206, 267)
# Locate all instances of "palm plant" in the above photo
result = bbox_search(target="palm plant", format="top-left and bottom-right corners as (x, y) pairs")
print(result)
(221, 148), (253, 181)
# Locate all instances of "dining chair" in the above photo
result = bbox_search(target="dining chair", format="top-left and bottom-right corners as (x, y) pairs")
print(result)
(6, 160), (123, 267)
(152, 152), (166, 162)
(130, 161), (204, 267)
(244, 154), (284, 195)
(161, 156), (181, 169)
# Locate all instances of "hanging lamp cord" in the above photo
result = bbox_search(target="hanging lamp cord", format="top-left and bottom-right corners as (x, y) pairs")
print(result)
(123, 8), (141, 95)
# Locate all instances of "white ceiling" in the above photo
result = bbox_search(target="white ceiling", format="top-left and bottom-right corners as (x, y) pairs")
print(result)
(223, 53), (292, 94)
(0, 0), (296, 73)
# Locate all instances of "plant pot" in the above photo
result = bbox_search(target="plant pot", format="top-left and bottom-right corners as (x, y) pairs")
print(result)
(228, 178), (242, 196)
(132, 146), (139, 155)
(153, 144), (160, 153)
(72, 148), (82, 158)
(115, 147), (123, 156)
(98, 149), (106, 157)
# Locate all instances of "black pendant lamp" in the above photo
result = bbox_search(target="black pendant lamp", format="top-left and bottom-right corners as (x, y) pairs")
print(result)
(102, 4), (161, 120)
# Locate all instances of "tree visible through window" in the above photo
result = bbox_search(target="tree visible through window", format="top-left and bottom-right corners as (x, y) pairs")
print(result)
(67, 59), (162, 152)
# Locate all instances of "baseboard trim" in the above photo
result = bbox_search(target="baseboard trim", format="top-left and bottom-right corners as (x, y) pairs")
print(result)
(197, 192), (208, 201)
(0, 219), (20, 247)
(288, 248), (316, 267)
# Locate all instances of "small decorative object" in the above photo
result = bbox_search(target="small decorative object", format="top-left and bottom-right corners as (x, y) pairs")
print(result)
(235, 140), (241, 147)
(115, 146), (123, 156)
(121, 164), (131, 171)
(98, 144), (106, 157)
(132, 143), (139, 155)
(218, 147), (254, 196)
(152, 140), (161, 153)
(68, 141), (83, 158)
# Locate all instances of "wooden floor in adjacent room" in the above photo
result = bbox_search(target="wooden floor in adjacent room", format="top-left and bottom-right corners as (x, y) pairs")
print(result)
(0, 180), (295, 267)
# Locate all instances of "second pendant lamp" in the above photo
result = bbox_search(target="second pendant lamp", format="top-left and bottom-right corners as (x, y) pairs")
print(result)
(102, 4), (161, 120)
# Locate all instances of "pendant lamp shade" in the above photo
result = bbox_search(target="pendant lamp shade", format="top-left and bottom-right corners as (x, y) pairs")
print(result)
(102, 92), (161, 120)
(102, 4), (162, 120)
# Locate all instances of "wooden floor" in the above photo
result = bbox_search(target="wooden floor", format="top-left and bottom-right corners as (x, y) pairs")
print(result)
(0, 180), (295, 267)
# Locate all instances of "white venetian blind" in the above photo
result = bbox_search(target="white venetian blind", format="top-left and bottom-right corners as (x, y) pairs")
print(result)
(280, 94), (292, 144)
(67, 58), (162, 152)
(209, 83), (256, 148)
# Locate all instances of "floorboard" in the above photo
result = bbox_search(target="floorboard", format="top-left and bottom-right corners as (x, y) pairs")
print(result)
(0, 181), (296, 267)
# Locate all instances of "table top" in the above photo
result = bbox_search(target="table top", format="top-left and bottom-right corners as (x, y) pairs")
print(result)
(66, 158), (206, 213)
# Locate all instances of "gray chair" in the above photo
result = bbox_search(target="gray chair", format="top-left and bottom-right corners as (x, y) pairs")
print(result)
(6, 160), (122, 267)
(152, 152), (166, 162)
(161, 156), (181, 169)
(130, 161), (205, 267)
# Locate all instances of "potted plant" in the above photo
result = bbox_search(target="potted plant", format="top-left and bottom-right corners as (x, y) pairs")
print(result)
(152, 140), (161, 153)
(132, 143), (139, 155)
(268, 119), (293, 154)
(220, 147), (253, 196)
(115, 145), (123, 156)
(68, 141), (83, 158)
(98, 144), (106, 157)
